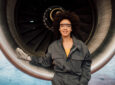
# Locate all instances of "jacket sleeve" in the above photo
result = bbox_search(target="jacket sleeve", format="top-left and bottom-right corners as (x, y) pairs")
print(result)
(79, 50), (92, 85)
(29, 45), (53, 68)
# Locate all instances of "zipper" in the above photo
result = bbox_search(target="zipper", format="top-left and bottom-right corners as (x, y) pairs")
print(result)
(67, 46), (77, 61)
(61, 42), (77, 61)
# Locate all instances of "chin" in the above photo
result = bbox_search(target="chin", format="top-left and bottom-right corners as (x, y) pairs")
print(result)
(62, 34), (70, 37)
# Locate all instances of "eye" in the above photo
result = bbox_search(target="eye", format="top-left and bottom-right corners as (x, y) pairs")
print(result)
(60, 24), (71, 27)
(60, 24), (64, 27)
(67, 24), (71, 27)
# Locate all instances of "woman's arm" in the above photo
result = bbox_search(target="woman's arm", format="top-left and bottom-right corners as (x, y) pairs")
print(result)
(79, 50), (92, 85)
(29, 52), (53, 68)
(16, 44), (53, 68)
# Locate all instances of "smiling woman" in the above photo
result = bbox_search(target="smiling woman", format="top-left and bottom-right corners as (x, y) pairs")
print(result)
(0, 0), (115, 82)
(18, 11), (92, 85)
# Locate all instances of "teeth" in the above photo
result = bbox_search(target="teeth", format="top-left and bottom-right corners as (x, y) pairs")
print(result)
(63, 32), (67, 33)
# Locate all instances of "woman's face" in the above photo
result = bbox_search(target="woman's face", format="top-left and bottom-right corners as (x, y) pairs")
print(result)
(59, 19), (72, 37)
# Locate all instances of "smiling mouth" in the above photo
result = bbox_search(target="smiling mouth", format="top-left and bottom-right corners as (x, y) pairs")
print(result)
(63, 31), (68, 34)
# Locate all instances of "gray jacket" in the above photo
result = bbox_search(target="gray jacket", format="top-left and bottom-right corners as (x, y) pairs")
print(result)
(30, 35), (92, 85)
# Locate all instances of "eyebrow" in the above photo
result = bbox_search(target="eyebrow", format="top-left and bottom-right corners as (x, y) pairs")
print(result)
(60, 24), (71, 25)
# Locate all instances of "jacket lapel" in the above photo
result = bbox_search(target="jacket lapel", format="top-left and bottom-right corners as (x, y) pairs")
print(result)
(57, 37), (67, 59)
(57, 35), (82, 59)
(68, 35), (81, 57)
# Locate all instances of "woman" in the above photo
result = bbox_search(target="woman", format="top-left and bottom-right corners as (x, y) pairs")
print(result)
(22, 11), (92, 85)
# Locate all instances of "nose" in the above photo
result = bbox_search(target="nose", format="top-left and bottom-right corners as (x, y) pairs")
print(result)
(63, 26), (68, 29)
(61, 25), (69, 29)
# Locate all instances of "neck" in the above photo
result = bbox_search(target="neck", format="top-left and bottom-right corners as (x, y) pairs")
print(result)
(62, 35), (72, 42)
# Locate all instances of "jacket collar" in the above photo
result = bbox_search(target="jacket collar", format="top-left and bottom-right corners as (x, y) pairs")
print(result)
(58, 35), (81, 51)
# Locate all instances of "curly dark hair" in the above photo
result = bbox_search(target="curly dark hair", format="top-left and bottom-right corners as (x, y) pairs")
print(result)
(52, 11), (80, 39)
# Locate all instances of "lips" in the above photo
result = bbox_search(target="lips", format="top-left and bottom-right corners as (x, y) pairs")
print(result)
(63, 31), (68, 34)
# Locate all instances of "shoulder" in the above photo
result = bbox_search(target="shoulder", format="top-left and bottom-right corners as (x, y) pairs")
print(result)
(48, 40), (58, 49)
(72, 35), (88, 50)
(79, 40), (87, 49)
(78, 40), (90, 54)
(50, 40), (58, 46)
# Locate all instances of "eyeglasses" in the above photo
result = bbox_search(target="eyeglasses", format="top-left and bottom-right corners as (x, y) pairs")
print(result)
(60, 24), (72, 27)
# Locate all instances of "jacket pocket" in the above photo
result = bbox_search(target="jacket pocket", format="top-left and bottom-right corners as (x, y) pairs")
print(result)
(52, 53), (64, 59)
(71, 52), (84, 60)
(70, 54), (84, 73)
(52, 54), (65, 71)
